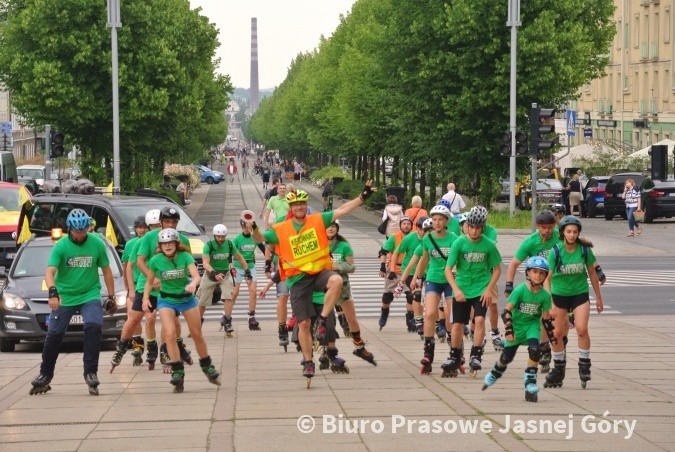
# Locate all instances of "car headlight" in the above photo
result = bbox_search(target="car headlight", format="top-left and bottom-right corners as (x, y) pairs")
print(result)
(115, 291), (127, 308)
(3, 293), (28, 310)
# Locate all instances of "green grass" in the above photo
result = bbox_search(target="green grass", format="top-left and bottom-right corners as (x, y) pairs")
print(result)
(488, 208), (533, 229)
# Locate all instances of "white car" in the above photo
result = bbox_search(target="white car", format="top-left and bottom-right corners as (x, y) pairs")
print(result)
(17, 165), (46, 187)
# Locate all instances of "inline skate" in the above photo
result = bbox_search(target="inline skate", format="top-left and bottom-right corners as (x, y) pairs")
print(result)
(441, 347), (465, 378)
(539, 342), (551, 374)
(578, 358), (591, 389)
(84, 373), (100, 396)
(301, 360), (315, 389)
(436, 320), (447, 343)
(110, 338), (131, 373)
(199, 356), (221, 386)
(543, 359), (566, 388)
(468, 345), (483, 378)
(482, 362), (506, 390)
(248, 311), (261, 331)
(170, 362), (185, 393)
(378, 307), (389, 331)
(131, 336), (145, 366)
(177, 338), (193, 365)
(523, 367), (538, 402)
(420, 341), (435, 375)
(146, 340), (158, 370)
(29, 374), (52, 395)
(221, 315), (234, 337)
(278, 324), (289, 352)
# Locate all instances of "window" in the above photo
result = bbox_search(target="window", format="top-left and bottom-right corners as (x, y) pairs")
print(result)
(634, 14), (640, 48)
(666, 7), (671, 43)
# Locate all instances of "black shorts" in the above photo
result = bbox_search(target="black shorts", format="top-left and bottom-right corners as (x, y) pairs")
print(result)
(289, 270), (339, 322)
(290, 303), (338, 345)
(452, 296), (488, 325)
(552, 293), (589, 312)
(132, 291), (158, 313)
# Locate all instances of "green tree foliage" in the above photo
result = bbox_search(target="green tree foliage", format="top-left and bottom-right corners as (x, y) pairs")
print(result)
(571, 146), (650, 177)
(0, 0), (231, 188)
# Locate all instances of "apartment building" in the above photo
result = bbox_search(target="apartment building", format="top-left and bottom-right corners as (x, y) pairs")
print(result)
(573, 0), (675, 153)
(0, 88), (42, 161)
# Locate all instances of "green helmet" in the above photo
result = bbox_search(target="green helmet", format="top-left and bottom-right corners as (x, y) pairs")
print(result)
(558, 215), (582, 238)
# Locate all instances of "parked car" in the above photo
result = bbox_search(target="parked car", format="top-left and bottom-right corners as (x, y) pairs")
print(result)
(497, 177), (510, 202)
(16, 164), (46, 188)
(519, 179), (563, 210)
(0, 235), (128, 352)
(603, 172), (645, 221)
(583, 175), (611, 218)
(192, 164), (224, 184)
(0, 182), (32, 268)
(641, 178), (675, 223)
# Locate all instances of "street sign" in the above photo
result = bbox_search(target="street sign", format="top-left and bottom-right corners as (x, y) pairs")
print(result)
(566, 110), (576, 136)
(0, 121), (11, 135)
(584, 128), (592, 138)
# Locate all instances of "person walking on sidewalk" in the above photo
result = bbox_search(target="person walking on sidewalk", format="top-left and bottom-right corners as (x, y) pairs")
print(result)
(143, 228), (220, 392)
(29, 209), (116, 396)
(623, 178), (644, 237)
(226, 158), (237, 183)
(544, 215), (604, 389)
(250, 183), (376, 381)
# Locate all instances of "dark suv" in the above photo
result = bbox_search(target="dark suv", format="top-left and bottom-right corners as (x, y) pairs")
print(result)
(603, 172), (645, 221)
(583, 176), (611, 218)
(17, 193), (209, 269)
(642, 177), (675, 223)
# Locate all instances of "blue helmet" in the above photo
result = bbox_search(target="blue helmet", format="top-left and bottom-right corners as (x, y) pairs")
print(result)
(66, 209), (91, 231)
(436, 199), (452, 210)
(525, 256), (549, 273)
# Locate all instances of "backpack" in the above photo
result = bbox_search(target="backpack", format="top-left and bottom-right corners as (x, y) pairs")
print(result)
(551, 244), (588, 271)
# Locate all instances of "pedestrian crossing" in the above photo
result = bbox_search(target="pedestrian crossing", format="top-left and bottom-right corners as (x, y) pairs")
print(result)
(202, 257), (634, 321)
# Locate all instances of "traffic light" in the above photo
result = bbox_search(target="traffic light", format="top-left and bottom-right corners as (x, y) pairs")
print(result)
(499, 131), (528, 156)
(50, 131), (64, 158)
(530, 106), (559, 157)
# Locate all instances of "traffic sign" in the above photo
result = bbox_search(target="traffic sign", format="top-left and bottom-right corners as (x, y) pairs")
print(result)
(566, 110), (576, 136)
(584, 128), (592, 138)
(0, 121), (11, 135)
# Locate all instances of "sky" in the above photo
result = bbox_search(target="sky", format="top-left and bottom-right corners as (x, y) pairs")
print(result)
(188, 0), (357, 89)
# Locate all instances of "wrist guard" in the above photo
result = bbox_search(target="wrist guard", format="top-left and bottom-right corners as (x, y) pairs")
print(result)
(360, 184), (374, 201)
(209, 270), (217, 280)
(542, 317), (557, 344)
(380, 263), (386, 273)
(377, 248), (388, 258)
(244, 269), (253, 280)
(264, 260), (272, 273)
(387, 271), (397, 280)
(501, 309), (513, 338)
(504, 281), (514, 295)
(48, 286), (59, 298)
(104, 296), (117, 316)
(251, 221), (258, 230)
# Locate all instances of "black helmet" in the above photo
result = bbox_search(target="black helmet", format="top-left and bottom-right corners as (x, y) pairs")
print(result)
(416, 216), (428, 229)
(558, 215), (582, 238)
(160, 206), (180, 221)
(134, 215), (148, 228)
(536, 210), (555, 225)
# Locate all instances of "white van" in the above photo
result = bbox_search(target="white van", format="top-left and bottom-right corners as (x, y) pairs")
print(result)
(0, 152), (17, 183)
(17, 164), (46, 187)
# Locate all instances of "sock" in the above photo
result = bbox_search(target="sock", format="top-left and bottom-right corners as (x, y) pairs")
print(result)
(552, 350), (565, 362)
(578, 348), (590, 360)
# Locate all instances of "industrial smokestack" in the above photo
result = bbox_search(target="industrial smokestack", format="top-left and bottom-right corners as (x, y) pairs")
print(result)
(250, 18), (259, 112)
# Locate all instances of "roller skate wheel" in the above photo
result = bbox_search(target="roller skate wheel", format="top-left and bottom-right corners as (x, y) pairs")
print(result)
(482, 384), (489, 391)
(540, 365), (550, 374)
(211, 378), (222, 386)
(420, 365), (431, 375)
(173, 385), (184, 393)
(459, 365), (466, 375)
(88, 386), (99, 396)
(148, 362), (155, 371)
(525, 391), (538, 402)
(226, 332), (233, 338)
(283, 345), (288, 353)
(29, 385), (51, 395)
(441, 370), (458, 378)
(133, 356), (142, 366)
(306, 378), (312, 389)
(109, 366), (116, 374)
(581, 381), (587, 389)
(469, 369), (478, 378)
(331, 364), (350, 374)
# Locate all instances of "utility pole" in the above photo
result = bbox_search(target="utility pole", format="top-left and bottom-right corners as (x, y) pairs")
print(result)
(507, 0), (521, 216)
(107, 0), (121, 193)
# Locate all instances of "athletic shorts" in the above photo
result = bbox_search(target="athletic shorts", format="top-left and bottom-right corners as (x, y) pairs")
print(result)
(425, 281), (453, 298)
(552, 293), (589, 312)
(132, 291), (157, 313)
(337, 276), (352, 306)
(158, 296), (198, 314)
(452, 296), (488, 325)
(382, 272), (401, 293)
(197, 273), (234, 306)
(234, 266), (257, 284)
(290, 270), (339, 322)
(276, 280), (289, 297)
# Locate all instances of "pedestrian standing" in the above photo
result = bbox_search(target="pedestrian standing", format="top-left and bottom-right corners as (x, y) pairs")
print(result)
(623, 178), (643, 237)
(29, 209), (117, 396)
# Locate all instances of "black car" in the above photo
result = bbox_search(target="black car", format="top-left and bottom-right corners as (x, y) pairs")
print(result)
(603, 172), (645, 221)
(0, 236), (128, 352)
(583, 176), (611, 218)
(642, 178), (675, 223)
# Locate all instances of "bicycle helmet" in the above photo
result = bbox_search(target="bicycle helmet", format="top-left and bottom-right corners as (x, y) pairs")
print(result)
(158, 228), (180, 243)
(536, 210), (556, 225)
(525, 256), (549, 273)
(160, 206), (180, 221)
(416, 216), (428, 229)
(134, 216), (147, 228)
(466, 206), (488, 227)
(145, 209), (161, 226)
(436, 199), (452, 210)
(213, 224), (228, 236)
(66, 209), (91, 231)
(286, 189), (309, 204)
(422, 218), (433, 231)
(457, 213), (468, 224)
(551, 203), (566, 214)
(558, 215), (582, 237)
(400, 216), (413, 227)
(429, 204), (451, 219)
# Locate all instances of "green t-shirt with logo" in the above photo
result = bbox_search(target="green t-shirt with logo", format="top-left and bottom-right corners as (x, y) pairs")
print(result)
(421, 231), (457, 284)
(396, 232), (423, 274)
(135, 229), (190, 296)
(547, 243), (597, 297)
(505, 283), (552, 345)
(49, 233), (110, 307)
(330, 240), (353, 263)
(148, 251), (195, 302)
(446, 235), (502, 299)
(203, 239), (239, 272)
(514, 230), (561, 262)
(232, 233), (257, 269)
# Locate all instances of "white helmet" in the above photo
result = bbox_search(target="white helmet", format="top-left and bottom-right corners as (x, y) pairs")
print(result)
(158, 228), (180, 243)
(213, 224), (228, 236)
(422, 218), (433, 231)
(145, 209), (161, 226)
(429, 204), (451, 219)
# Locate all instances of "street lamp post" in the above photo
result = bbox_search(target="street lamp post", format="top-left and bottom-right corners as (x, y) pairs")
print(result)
(107, 0), (121, 193)
(507, 0), (521, 216)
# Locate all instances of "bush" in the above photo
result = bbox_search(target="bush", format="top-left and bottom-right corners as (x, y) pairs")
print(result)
(309, 165), (351, 184)
(334, 179), (362, 199)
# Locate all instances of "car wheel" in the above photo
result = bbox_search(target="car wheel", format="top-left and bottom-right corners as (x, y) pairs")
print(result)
(0, 337), (17, 353)
(604, 210), (613, 221)
(587, 203), (596, 218)
(206, 176), (214, 185)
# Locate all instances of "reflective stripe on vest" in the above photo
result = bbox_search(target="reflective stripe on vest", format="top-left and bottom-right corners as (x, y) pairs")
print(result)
(274, 214), (332, 277)
(391, 231), (405, 272)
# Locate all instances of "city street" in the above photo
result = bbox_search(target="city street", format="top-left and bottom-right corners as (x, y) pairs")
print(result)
(0, 160), (673, 451)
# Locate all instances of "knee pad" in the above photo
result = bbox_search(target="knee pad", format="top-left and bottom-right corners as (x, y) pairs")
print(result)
(412, 290), (422, 302)
(528, 345), (542, 362)
(499, 348), (516, 365)
(405, 292), (413, 305)
(382, 292), (394, 305)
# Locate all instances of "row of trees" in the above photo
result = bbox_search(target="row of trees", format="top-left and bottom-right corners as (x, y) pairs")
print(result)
(247, 0), (616, 205)
(0, 0), (231, 189)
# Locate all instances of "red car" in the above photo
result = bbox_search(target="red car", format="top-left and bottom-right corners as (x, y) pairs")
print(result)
(0, 182), (32, 268)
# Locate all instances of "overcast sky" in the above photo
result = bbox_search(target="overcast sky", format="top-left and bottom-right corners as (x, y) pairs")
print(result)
(188, 0), (357, 89)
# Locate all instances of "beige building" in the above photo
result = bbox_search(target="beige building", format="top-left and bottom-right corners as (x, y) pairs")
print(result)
(0, 88), (42, 162)
(572, 0), (675, 152)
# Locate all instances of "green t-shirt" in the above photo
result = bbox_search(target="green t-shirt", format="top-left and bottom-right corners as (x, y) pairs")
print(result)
(421, 231), (457, 284)
(547, 243), (597, 297)
(148, 251), (196, 302)
(203, 239), (239, 271)
(121, 237), (142, 284)
(447, 217), (462, 237)
(505, 283), (552, 345)
(121, 237), (137, 264)
(330, 240), (353, 263)
(232, 233), (257, 269)
(514, 231), (561, 262)
(136, 229), (190, 295)
(263, 211), (333, 288)
(49, 233), (110, 307)
(266, 195), (290, 223)
(482, 224), (498, 242)
(446, 235), (502, 298)
(396, 232), (424, 274)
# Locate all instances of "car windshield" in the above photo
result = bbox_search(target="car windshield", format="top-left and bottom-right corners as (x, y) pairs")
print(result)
(115, 204), (202, 235)
(12, 242), (121, 278)
(0, 187), (23, 212)
(18, 169), (44, 179)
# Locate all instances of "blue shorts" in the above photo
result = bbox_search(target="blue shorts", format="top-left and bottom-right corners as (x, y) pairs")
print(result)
(425, 281), (453, 298)
(276, 280), (289, 296)
(157, 297), (198, 314)
(234, 266), (257, 284)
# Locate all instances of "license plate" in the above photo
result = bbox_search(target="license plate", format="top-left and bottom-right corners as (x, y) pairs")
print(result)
(5, 252), (15, 260)
(669, 193), (675, 197)
(70, 315), (83, 325)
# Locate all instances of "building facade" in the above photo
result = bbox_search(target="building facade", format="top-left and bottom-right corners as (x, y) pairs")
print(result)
(572, 0), (675, 153)
(0, 88), (42, 162)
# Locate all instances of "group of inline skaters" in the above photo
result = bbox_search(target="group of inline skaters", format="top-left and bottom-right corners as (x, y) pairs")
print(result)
(28, 172), (605, 398)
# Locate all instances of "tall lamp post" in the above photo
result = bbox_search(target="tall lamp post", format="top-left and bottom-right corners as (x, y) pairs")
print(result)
(107, 0), (121, 193)
(507, 0), (521, 216)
